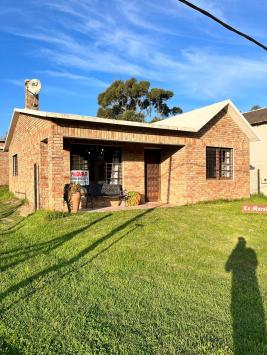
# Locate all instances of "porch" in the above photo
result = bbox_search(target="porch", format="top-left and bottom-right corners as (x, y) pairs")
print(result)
(63, 138), (183, 211)
(82, 201), (179, 213)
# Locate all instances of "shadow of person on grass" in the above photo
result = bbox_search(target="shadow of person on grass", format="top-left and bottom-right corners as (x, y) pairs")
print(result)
(0, 338), (22, 355)
(225, 237), (266, 354)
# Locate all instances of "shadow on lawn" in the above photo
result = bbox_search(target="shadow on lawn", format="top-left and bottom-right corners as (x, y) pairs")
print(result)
(225, 237), (267, 354)
(0, 200), (26, 235)
(0, 214), (111, 272)
(0, 337), (22, 354)
(0, 201), (23, 219)
(1, 208), (154, 310)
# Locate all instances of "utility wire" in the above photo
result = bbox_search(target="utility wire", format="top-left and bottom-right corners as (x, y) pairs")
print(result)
(177, 0), (267, 51)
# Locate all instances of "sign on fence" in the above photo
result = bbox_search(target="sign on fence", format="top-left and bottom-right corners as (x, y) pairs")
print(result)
(70, 170), (89, 186)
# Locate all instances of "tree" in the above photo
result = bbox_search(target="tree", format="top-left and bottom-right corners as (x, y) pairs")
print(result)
(250, 105), (262, 111)
(97, 78), (182, 122)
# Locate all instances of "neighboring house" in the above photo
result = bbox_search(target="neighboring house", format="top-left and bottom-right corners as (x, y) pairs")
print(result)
(4, 92), (258, 212)
(0, 139), (9, 186)
(244, 108), (267, 196)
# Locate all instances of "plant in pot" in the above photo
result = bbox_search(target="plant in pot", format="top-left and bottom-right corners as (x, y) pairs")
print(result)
(64, 183), (81, 213)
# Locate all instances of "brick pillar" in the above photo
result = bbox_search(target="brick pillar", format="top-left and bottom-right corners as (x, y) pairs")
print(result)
(123, 145), (145, 200)
(47, 124), (68, 211)
(40, 141), (49, 209)
(160, 146), (187, 204)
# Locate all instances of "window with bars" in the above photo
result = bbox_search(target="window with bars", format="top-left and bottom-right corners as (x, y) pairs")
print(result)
(12, 154), (18, 176)
(70, 145), (122, 185)
(206, 147), (233, 180)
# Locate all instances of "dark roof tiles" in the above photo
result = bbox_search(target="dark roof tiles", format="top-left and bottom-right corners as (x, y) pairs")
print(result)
(243, 108), (267, 125)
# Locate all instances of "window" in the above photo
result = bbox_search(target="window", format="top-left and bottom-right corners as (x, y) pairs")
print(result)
(206, 147), (233, 179)
(12, 154), (18, 176)
(70, 145), (122, 185)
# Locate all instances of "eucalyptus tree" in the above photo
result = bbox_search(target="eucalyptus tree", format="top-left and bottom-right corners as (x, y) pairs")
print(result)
(97, 78), (182, 122)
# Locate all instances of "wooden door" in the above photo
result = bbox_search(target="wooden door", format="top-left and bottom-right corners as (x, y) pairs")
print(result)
(145, 149), (161, 202)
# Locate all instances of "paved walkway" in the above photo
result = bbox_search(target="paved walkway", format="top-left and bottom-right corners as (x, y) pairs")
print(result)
(82, 202), (178, 213)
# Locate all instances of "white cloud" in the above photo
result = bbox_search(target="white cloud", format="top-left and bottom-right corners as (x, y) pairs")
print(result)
(40, 85), (91, 99)
(42, 70), (108, 88)
(115, 0), (177, 35)
(189, 0), (225, 19)
(5, 79), (24, 87)
(4, 0), (267, 104)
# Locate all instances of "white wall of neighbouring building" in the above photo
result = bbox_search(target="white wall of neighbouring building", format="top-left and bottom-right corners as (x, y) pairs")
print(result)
(250, 124), (267, 196)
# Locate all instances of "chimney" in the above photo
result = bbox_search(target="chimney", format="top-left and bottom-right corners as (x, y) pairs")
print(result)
(25, 79), (41, 110)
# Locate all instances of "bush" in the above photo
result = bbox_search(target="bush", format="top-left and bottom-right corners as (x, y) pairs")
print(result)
(127, 191), (141, 206)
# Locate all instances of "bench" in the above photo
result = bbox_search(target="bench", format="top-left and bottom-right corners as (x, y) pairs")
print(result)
(87, 183), (127, 209)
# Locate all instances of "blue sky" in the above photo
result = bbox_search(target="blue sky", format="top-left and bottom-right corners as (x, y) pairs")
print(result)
(0, 0), (267, 136)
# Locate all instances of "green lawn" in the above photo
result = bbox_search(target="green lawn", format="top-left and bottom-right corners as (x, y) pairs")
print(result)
(1, 187), (267, 354)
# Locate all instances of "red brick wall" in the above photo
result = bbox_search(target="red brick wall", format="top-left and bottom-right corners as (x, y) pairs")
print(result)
(161, 146), (188, 204)
(8, 108), (250, 211)
(8, 114), (52, 208)
(160, 111), (250, 204)
(186, 112), (249, 203)
(0, 150), (9, 186)
(123, 145), (145, 199)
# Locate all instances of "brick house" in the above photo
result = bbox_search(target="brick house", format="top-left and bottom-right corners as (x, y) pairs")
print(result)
(244, 108), (267, 195)
(0, 139), (9, 186)
(4, 96), (258, 212)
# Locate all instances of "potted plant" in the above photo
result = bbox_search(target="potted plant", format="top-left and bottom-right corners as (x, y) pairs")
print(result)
(64, 183), (81, 213)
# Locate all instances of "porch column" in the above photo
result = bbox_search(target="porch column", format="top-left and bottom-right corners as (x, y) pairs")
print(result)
(123, 145), (145, 201)
(47, 124), (69, 211)
(40, 140), (49, 209)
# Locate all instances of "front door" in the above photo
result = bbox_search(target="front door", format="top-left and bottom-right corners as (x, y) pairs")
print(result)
(145, 149), (161, 202)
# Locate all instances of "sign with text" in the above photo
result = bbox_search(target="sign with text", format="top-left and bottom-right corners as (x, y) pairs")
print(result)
(70, 170), (89, 186)
(242, 204), (267, 214)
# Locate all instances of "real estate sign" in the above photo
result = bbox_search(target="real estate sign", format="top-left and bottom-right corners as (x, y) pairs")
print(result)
(70, 170), (89, 186)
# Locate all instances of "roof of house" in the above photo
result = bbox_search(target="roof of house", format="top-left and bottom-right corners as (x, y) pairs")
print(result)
(243, 107), (267, 126)
(4, 99), (259, 151)
(154, 99), (259, 142)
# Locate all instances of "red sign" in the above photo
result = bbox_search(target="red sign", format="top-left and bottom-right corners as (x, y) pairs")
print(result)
(70, 170), (89, 186)
(242, 204), (267, 214)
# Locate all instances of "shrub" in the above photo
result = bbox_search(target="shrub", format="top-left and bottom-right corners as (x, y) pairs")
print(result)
(127, 191), (141, 206)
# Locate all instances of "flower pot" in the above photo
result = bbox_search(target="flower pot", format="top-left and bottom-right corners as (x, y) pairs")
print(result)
(71, 191), (81, 213)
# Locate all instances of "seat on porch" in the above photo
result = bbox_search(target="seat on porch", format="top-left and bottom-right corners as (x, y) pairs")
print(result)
(87, 183), (127, 209)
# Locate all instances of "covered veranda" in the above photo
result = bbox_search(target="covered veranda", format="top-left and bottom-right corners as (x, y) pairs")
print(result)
(63, 137), (183, 211)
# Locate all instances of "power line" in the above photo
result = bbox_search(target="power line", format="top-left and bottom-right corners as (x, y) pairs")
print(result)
(177, 0), (267, 51)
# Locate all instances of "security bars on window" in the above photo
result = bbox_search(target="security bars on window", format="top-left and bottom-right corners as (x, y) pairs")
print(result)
(12, 154), (18, 176)
(206, 147), (233, 179)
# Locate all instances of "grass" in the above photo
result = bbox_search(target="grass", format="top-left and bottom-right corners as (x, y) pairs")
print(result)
(0, 186), (24, 232)
(1, 187), (267, 354)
